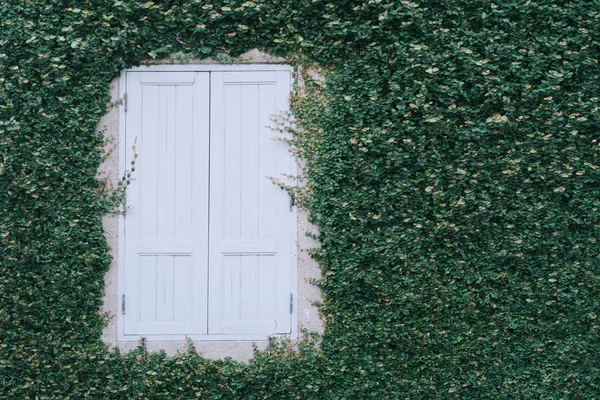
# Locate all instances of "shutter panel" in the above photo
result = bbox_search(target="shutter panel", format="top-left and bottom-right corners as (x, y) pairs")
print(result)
(123, 72), (210, 335)
(208, 71), (294, 335)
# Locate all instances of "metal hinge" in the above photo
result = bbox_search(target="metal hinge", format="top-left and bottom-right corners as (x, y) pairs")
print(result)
(289, 293), (293, 314)
(121, 294), (126, 315)
(123, 93), (128, 112)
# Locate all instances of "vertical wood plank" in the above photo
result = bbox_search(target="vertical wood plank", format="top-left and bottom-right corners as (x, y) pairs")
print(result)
(174, 85), (193, 240)
(156, 256), (175, 322)
(140, 85), (159, 239)
(273, 70), (293, 333)
(124, 71), (142, 334)
(257, 255), (275, 320)
(240, 85), (259, 239)
(208, 72), (224, 334)
(240, 255), (259, 320)
(173, 256), (192, 322)
(257, 84), (276, 238)
(139, 255), (157, 322)
(157, 86), (176, 238)
(223, 84), (242, 239)
(222, 256), (241, 321)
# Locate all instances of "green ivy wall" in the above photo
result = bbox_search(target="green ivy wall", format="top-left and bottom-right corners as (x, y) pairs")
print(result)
(1, 0), (599, 398)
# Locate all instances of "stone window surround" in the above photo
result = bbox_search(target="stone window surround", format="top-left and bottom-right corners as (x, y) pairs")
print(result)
(99, 50), (323, 361)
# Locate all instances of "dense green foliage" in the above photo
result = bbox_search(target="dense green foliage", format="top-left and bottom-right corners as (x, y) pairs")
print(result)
(2, 0), (600, 398)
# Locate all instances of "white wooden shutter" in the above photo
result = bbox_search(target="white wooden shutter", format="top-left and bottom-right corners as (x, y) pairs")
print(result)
(123, 72), (210, 335)
(208, 71), (295, 335)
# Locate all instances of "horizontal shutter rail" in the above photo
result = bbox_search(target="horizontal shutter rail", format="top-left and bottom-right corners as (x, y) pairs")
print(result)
(135, 322), (196, 335)
(137, 240), (194, 254)
(221, 239), (277, 254)
(220, 321), (277, 335)
(140, 82), (195, 86)
(139, 72), (196, 84)
(222, 71), (277, 84)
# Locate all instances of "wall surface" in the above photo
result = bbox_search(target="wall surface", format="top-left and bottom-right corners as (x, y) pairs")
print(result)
(98, 51), (323, 362)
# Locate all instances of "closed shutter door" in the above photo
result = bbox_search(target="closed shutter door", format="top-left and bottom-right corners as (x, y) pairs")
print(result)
(123, 72), (210, 335)
(208, 71), (294, 335)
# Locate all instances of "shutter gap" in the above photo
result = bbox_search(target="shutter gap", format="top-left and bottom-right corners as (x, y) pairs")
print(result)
(206, 72), (212, 335)
(238, 86), (243, 238)
(173, 86), (178, 238)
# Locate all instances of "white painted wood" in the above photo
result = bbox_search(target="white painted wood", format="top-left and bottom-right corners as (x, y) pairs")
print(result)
(221, 239), (277, 254)
(240, 256), (259, 321)
(123, 71), (210, 336)
(222, 256), (241, 323)
(208, 70), (293, 335)
(117, 332), (280, 342)
(190, 72), (211, 335)
(138, 240), (194, 254)
(223, 83), (242, 239)
(257, 256), (276, 321)
(117, 72), (128, 338)
(128, 64), (293, 73)
(173, 256), (192, 322)
(174, 85), (194, 240)
(274, 70), (294, 334)
(139, 84), (159, 239)
(156, 256), (175, 322)
(123, 71), (142, 335)
(156, 85), (176, 239)
(222, 71), (277, 83)
(257, 84), (276, 239)
(139, 71), (195, 84)
(139, 256), (157, 323)
(121, 66), (296, 340)
(240, 84), (259, 241)
(220, 321), (277, 335)
(207, 71), (225, 334)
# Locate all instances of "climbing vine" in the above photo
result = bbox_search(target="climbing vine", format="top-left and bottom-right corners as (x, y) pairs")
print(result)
(2, 0), (600, 398)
